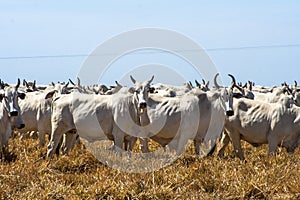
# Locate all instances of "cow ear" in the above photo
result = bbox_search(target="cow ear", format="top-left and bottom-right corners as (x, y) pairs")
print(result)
(18, 92), (26, 100)
(45, 90), (56, 99)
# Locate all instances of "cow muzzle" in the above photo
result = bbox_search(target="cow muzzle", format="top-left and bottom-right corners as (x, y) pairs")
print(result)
(139, 102), (147, 114)
(226, 110), (234, 116)
(139, 102), (147, 109)
(18, 124), (25, 129)
(10, 111), (18, 117)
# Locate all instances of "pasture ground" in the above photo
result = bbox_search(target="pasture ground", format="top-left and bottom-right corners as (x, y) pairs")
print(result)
(1, 135), (300, 199)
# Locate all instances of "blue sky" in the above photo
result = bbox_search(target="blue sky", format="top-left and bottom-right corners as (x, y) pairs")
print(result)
(1, 1), (300, 86)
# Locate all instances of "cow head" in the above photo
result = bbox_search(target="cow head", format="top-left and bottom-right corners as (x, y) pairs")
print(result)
(23, 79), (37, 92)
(227, 74), (254, 100)
(195, 79), (210, 92)
(45, 81), (72, 100)
(213, 73), (235, 117)
(1, 79), (26, 129)
(225, 86), (234, 117)
(130, 75), (154, 114)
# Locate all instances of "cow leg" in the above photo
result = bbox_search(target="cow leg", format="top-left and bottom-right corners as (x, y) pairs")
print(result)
(217, 131), (230, 157)
(123, 139), (129, 151)
(228, 130), (245, 160)
(112, 126), (124, 154)
(38, 120), (50, 147)
(193, 139), (200, 155)
(0, 133), (3, 161)
(47, 123), (65, 159)
(126, 137), (137, 152)
(61, 130), (78, 155)
(177, 136), (190, 156)
(55, 138), (62, 156)
(267, 135), (278, 156)
(38, 131), (46, 147)
(162, 145), (167, 152)
(0, 145), (9, 161)
(139, 138), (149, 153)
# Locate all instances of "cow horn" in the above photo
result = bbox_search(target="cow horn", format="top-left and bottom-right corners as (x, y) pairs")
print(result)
(195, 80), (201, 88)
(188, 81), (193, 88)
(294, 80), (297, 87)
(130, 75), (136, 84)
(286, 86), (294, 97)
(69, 79), (75, 86)
(33, 80), (37, 90)
(248, 81), (253, 91)
(202, 79), (205, 85)
(187, 81), (192, 90)
(24, 80), (29, 88)
(147, 75), (154, 85)
(115, 81), (122, 87)
(234, 84), (244, 95)
(228, 74), (236, 85)
(77, 77), (81, 86)
(16, 78), (20, 89)
(206, 81), (210, 88)
(214, 73), (220, 89)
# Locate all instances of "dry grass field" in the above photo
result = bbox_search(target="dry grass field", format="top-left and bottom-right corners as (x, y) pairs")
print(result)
(1, 135), (300, 199)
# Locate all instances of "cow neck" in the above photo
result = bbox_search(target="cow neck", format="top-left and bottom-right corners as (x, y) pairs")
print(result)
(0, 102), (10, 126)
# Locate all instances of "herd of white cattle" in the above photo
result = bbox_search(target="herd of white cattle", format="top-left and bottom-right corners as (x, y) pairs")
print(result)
(1, 74), (300, 162)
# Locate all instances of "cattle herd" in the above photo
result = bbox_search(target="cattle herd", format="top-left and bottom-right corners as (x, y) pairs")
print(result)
(1, 74), (300, 163)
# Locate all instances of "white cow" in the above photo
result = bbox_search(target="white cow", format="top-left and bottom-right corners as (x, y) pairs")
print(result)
(0, 79), (25, 159)
(135, 74), (235, 156)
(46, 76), (154, 158)
(17, 82), (72, 146)
(217, 96), (300, 160)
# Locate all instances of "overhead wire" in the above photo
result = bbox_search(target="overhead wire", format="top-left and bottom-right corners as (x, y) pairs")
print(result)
(0, 43), (300, 60)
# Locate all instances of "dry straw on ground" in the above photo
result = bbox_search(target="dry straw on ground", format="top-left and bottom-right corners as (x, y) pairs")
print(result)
(1, 135), (300, 199)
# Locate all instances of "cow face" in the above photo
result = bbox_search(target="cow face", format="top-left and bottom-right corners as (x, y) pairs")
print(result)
(130, 75), (154, 114)
(1, 79), (26, 129)
(220, 86), (234, 117)
(214, 73), (234, 117)
(293, 90), (300, 107)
